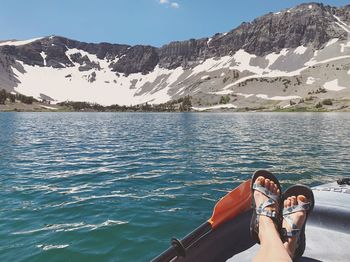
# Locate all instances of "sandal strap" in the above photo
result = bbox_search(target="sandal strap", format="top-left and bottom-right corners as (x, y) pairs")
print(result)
(283, 201), (310, 216)
(281, 226), (301, 238)
(257, 209), (277, 218)
(256, 198), (277, 218)
(281, 202), (310, 238)
(253, 183), (279, 203)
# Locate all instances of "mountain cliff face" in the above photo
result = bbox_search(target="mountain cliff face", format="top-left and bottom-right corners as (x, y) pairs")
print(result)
(0, 2), (350, 109)
(159, 3), (350, 67)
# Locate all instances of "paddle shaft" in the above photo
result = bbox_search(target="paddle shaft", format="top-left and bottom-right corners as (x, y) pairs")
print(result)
(151, 222), (212, 262)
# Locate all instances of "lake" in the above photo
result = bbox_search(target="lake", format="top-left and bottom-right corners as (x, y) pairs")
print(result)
(0, 112), (349, 261)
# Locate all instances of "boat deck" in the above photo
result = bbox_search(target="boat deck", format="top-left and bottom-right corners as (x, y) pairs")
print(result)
(228, 182), (350, 262)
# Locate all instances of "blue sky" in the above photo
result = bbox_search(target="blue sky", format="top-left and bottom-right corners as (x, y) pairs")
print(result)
(0, 0), (348, 47)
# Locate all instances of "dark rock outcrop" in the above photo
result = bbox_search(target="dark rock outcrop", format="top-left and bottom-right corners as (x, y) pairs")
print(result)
(0, 54), (21, 90)
(158, 39), (208, 69)
(111, 45), (159, 75)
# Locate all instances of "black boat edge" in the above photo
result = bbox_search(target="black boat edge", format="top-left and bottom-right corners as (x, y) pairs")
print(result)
(152, 179), (350, 262)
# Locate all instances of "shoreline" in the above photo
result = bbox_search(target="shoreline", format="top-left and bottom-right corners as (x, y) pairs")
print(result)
(1, 90), (349, 113)
(1, 102), (349, 113)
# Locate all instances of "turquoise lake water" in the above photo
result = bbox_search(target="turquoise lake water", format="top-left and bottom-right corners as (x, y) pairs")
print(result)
(1, 112), (350, 262)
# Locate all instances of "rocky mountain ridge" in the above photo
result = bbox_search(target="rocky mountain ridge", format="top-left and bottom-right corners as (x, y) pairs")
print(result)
(1, 3), (350, 74)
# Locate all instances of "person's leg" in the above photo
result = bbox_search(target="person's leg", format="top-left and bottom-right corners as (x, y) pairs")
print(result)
(282, 195), (308, 258)
(252, 177), (292, 262)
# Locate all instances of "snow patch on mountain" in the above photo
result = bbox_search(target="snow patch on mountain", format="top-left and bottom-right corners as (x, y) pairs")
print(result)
(294, 46), (308, 55)
(306, 77), (316, 85)
(66, 48), (105, 67)
(333, 15), (350, 34)
(12, 51), (186, 105)
(12, 62), (136, 105)
(207, 38), (212, 47)
(236, 93), (254, 98)
(40, 52), (47, 66)
(265, 52), (281, 67)
(325, 38), (338, 47)
(189, 56), (232, 77)
(40, 105), (58, 110)
(306, 55), (350, 67)
(0, 37), (44, 47)
(231, 50), (263, 74)
(209, 90), (233, 95)
(323, 79), (347, 91)
(192, 103), (237, 111)
(256, 94), (301, 100)
(340, 41), (350, 53)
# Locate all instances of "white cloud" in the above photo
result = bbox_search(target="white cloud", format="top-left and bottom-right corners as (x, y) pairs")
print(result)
(170, 2), (179, 8)
(158, 0), (180, 9)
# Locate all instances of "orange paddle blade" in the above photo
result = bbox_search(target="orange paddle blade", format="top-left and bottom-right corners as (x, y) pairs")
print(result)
(208, 179), (252, 229)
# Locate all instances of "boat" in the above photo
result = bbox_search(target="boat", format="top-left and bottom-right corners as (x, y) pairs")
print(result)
(152, 178), (350, 262)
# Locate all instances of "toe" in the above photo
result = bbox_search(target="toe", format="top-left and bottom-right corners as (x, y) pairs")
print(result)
(265, 179), (270, 190)
(291, 196), (297, 206)
(284, 199), (288, 208)
(286, 198), (291, 207)
(269, 181), (275, 193)
(256, 176), (265, 186)
(297, 195), (307, 203)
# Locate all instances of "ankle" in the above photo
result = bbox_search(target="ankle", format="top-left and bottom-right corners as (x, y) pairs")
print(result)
(284, 242), (294, 258)
(258, 216), (278, 241)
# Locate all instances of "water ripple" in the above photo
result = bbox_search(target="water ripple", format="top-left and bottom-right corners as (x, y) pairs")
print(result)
(0, 112), (350, 261)
(13, 220), (128, 235)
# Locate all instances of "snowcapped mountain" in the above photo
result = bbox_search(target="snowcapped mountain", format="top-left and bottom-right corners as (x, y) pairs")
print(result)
(0, 2), (350, 109)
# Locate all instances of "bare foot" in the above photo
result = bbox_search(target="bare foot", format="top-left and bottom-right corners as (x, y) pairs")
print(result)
(283, 195), (307, 258)
(254, 176), (280, 237)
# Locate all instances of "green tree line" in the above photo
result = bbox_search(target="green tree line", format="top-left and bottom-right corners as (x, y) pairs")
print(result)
(59, 96), (193, 112)
(0, 89), (37, 104)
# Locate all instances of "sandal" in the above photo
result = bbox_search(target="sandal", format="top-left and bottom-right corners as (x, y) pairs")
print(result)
(281, 185), (315, 261)
(250, 170), (282, 244)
